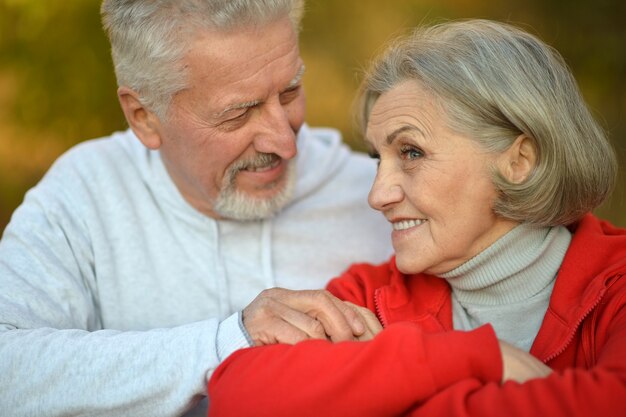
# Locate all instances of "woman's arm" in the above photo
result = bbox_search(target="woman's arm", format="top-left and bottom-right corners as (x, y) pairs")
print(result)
(405, 282), (626, 417)
(208, 323), (502, 417)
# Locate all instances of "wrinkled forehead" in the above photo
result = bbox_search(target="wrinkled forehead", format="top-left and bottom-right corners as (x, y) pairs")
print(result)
(170, 17), (303, 113)
(366, 81), (442, 135)
(183, 17), (300, 79)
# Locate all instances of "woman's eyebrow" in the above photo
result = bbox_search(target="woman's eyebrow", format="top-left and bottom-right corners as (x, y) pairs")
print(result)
(386, 125), (424, 145)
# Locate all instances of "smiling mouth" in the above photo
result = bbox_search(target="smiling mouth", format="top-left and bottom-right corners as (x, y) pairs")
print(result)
(244, 158), (281, 172)
(392, 219), (427, 231)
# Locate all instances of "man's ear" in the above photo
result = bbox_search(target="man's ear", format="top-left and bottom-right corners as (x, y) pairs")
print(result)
(117, 86), (163, 150)
(497, 134), (537, 184)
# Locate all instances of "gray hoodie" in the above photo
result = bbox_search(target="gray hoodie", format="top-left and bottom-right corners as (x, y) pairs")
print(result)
(0, 125), (392, 416)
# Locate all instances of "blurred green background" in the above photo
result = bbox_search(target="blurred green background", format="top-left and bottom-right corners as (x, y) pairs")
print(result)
(0, 0), (624, 232)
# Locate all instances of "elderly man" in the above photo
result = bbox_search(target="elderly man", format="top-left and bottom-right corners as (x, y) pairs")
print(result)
(0, 1), (391, 416)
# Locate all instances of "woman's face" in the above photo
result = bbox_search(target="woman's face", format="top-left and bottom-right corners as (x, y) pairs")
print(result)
(366, 81), (518, 275)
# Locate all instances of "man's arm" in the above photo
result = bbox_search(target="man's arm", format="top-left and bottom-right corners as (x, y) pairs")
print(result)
(0, 322), (221, 416)
(0, 191), (227, 417)
(0, 173), (376, 416)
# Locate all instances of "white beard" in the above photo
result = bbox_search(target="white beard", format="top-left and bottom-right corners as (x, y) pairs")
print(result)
(213, 156), (296, 221)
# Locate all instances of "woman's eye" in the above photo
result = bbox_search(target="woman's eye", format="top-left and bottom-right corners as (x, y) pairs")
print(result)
(400, 146), (423, 160)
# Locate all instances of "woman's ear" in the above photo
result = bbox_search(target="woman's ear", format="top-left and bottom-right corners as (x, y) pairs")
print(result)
(117, 86), (163, 150)
(498, 134), (537, 184)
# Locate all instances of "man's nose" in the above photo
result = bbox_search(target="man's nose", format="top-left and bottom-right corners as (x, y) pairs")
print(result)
(253, 101), (297, 160)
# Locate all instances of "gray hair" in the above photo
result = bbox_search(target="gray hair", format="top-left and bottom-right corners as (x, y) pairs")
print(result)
(357, 19), (617, 226)
(101, 0), (305, 118)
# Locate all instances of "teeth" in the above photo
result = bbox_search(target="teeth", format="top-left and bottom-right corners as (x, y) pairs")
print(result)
(246, 159), (280, 172)
(392, 219), (425, 231)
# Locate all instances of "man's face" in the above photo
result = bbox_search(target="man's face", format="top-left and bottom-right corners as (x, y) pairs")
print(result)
(153, 17), (306, 219)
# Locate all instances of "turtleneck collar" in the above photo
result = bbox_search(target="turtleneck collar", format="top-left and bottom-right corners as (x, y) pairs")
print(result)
(440, 223), (572, 305)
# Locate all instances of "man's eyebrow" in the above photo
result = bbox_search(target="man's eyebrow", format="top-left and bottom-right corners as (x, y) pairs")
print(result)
(386, 125), (424, 145)
(215, 99), (261, 118)
(286, 64), (306, 89)
(214, 64), (306, 119)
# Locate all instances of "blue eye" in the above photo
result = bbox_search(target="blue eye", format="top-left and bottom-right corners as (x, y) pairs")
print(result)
(400, 146), (423, 160)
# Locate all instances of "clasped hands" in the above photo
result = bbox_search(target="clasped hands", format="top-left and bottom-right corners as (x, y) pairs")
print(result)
(242, 287), (552, 383)
(242, 288), (382, 345)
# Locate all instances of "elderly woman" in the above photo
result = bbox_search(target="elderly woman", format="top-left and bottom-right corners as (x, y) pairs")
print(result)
(208, 19), (626, 416)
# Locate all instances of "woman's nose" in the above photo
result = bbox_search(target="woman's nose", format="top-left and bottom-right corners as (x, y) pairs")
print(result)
(368, 166), (403, 211)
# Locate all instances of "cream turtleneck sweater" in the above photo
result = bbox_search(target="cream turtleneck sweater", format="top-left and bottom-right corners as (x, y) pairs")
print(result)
(440, 224), (572, 351)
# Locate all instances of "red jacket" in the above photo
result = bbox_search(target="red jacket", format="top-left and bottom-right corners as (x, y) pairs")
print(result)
(208, 214), (626, 417)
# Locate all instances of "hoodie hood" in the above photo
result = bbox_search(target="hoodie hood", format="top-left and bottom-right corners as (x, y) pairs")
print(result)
(291, 124), (353, 203)
(121, 124), (352, 224)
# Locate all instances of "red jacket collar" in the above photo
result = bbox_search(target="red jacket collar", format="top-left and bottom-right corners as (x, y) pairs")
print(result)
(378, 260), (452, 331)
(531, 214), (626, 359)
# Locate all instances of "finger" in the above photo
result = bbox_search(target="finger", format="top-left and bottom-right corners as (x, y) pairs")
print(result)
(499, 340), (553, 383)
(302, 290), (359, 342)
(251, 317), (311, 346)
(344, 301), (383, 336)
(274, 289), (355, 342)
(243, 294), (329, 344)
(329, 297), (367, 336)
(277, 302), (330, 341)
(253, 289), (364, 343)
(344, 302), (382, 341)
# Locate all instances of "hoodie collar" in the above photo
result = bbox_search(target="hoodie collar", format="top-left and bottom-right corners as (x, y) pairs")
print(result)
(135, 124), (350, 223)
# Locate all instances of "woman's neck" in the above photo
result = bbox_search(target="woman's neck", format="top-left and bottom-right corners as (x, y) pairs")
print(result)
(440, 224), (571, 305)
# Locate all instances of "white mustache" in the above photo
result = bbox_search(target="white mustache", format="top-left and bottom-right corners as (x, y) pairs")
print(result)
(232, 153), (280, 172)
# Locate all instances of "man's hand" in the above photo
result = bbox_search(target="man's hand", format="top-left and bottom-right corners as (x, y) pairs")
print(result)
(499, 340), (553, 383)
(343, 301), (382, 341)
(242, 288), (381, 346)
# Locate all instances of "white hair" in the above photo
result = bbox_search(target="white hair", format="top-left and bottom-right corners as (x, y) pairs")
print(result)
(357, 19), (617, 226)
(101, 0), (305, 118)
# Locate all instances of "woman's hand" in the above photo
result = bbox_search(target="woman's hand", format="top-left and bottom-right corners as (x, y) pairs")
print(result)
(499, 340), (553, 383)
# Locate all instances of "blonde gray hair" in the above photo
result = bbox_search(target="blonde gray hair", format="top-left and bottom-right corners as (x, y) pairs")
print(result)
(101, 0), (305, 119)
(357, 19), (617, 226)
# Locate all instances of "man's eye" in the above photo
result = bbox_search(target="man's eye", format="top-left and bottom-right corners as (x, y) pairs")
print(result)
(279, 86), (301, 104)
(231, 111), (248, 121)
(225, 110), (251, 123)
(218, 111), (250, 131)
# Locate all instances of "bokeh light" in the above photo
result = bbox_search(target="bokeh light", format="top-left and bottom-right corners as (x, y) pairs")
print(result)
(1, 0), (624, 231)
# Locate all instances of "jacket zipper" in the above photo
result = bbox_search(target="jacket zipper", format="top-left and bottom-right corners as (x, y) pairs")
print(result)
(542, 288), (606, 363)
(374, 288), (389, 328)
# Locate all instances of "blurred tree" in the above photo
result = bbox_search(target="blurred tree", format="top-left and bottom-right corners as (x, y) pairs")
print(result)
(0, 0), (624, 231)
(300, 0), (625, 225)
(0, 0), (126, 228)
